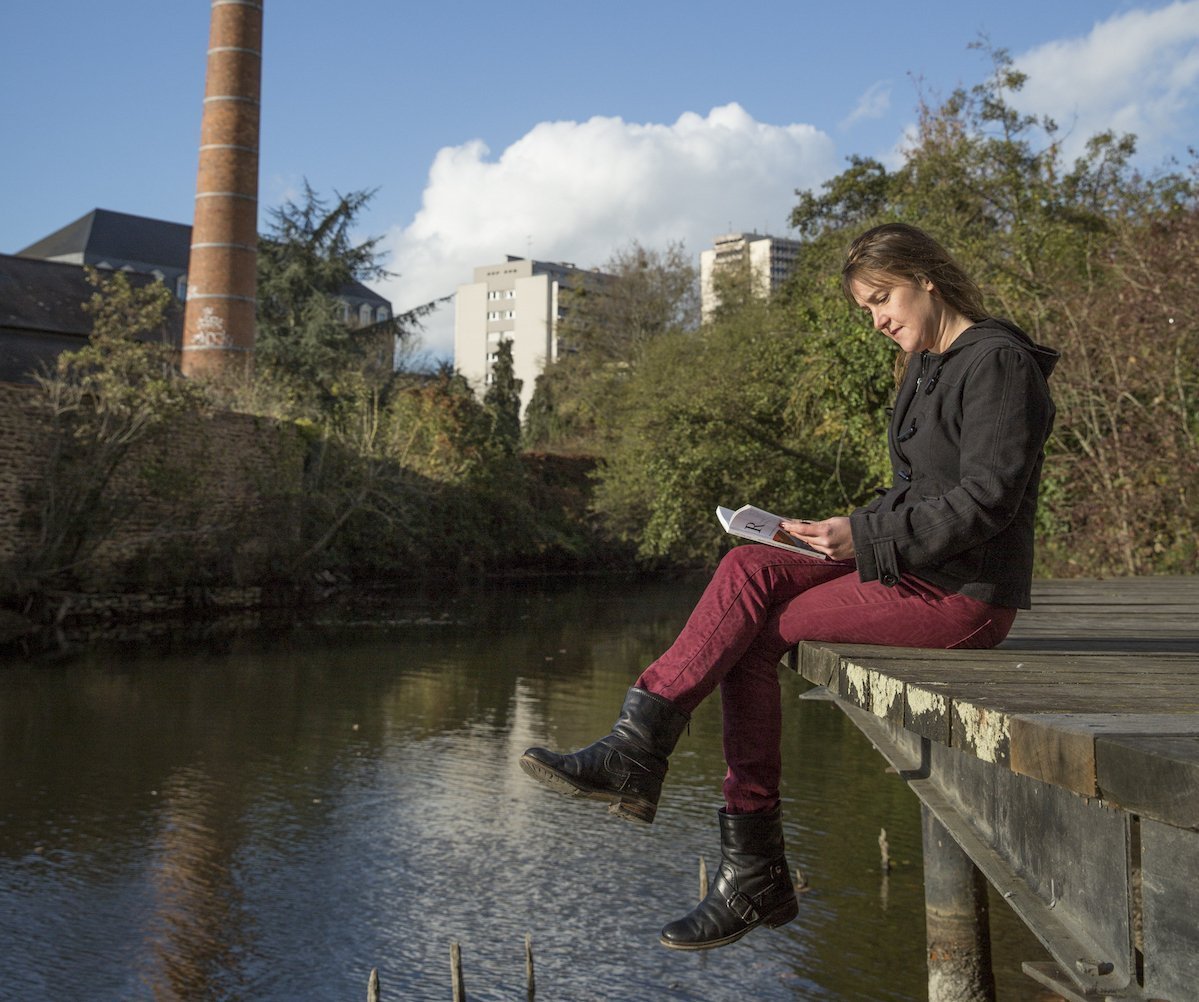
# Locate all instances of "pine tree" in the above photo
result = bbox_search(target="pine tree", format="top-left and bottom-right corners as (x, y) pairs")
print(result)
(482, 338), (522, 453)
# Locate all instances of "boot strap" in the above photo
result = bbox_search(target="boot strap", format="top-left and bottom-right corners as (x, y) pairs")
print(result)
(725, 890), (760, 924)
(602, 737), (662, 774)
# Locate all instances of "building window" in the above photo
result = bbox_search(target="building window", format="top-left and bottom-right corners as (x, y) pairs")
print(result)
(505, 289), (516, 299)
(176, 275), (188, 299)
(505, 310), (515, 319)
(488, 290), (501, 300)
(359, 304), (373, 326)
(377, 307), (390, 322)
(488, 311), (501, 321)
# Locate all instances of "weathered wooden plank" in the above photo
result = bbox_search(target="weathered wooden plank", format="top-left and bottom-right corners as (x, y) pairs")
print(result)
(808, 670), (1199, 773)
(1095, 734), (1199, 829)
(1030, 575), (1197, 597)
(952, 702), (1013, 764)
(862, 661), (1192, 678)
(1008, 714), (1101, 794)
(800, 644), (1198, 670)
(927, 685), (1199, 711)
(905, 684), (952, 744)
(861, 649), (1194, 665)
(939, 689), (1199, 768)
(794, 642), (839, 687)
(1010, 621), (1196, 636)
(1008, 714), (1199, 796)
(1002, 636), (1199, 653)
(840, 660), (906, 726)
(1140, 818), (1199, 1000)
(793, 578), (1199, 798)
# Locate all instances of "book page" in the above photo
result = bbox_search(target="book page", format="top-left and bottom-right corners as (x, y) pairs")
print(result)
(716, 505), (827, 558)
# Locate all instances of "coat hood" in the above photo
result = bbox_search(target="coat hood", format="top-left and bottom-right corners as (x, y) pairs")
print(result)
(949, 317), (1059, 380)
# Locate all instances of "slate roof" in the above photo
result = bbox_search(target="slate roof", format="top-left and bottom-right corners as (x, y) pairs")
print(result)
(19, 209), (391, 308)
(18, 208), (192, 271)
(340, 277), (391, 307)
(0, 253), (182, 384)
(4, 210), (392, 383)
(1, 254), (100, 336)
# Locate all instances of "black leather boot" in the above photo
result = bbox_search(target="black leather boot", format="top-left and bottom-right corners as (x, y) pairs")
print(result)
(659, 804), (799, 950)
(519, 687), (689, 824)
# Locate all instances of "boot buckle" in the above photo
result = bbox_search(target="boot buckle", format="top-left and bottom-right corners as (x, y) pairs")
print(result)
(725, 891), (759, 923)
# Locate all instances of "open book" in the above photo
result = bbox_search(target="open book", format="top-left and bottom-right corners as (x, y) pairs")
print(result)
(716, 504), (829, 559)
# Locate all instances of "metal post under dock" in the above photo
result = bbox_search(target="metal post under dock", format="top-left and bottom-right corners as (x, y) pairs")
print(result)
(789, 576), (1199, 1002)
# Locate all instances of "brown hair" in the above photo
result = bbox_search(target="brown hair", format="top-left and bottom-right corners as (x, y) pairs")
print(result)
(841, 222), (986, 319)
(841, 222), (986, 381)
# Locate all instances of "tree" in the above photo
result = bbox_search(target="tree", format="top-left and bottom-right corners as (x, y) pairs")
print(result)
(252, 182), (439, 415)
(591, 296), (854, 562)
(524, 241), (699, 451)
(21, 269), (206, 586)
(556, 240), (699, 361)
(782, 43), (1199, 576)
(482, 338), (522, 453)
(588, 44), (1197, 576)
(1040, 197), (1199, 575)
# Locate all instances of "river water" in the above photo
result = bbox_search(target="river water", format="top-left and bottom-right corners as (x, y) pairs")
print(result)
(0, 574), (1049, 1001)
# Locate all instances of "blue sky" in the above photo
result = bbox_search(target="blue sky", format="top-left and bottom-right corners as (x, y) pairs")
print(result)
(3, 1), (1198, 357)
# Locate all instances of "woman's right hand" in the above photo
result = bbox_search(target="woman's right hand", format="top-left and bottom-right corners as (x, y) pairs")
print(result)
(783, 516), (856, 561)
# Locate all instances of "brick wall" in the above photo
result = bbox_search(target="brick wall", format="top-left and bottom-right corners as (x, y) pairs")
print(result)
(0, 382), (305, 594)
(0, 383), (53, 567)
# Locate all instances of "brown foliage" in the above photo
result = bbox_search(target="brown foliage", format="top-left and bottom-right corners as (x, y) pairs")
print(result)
(1041, 207), (1198, 575)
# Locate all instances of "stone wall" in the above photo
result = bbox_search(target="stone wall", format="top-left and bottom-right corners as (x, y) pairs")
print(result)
(0, 381), (306, 596)
(0, 383), (53, 568)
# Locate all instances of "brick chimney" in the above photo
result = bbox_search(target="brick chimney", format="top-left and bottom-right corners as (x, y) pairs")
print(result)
(181, 0), (264, 377)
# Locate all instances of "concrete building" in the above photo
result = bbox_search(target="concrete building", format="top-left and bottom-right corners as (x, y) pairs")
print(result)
(699, 232), (802, 320)
(454, 256), (606, 415)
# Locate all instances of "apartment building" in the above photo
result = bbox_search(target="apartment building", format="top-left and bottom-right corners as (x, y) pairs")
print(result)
(699, 232), (802, 320)
(454, 256), (605, 415)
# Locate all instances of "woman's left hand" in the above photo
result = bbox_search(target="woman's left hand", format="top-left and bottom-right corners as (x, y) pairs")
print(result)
(783, 516), (856, 560)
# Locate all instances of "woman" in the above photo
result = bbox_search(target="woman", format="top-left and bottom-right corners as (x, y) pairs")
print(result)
(520, 222), (1058, 951)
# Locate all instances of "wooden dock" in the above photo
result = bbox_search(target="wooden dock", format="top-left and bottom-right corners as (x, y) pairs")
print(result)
(790, 576), (1199, 1002)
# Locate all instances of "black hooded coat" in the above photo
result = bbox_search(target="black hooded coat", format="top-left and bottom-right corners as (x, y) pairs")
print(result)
(849, 318), (1059, 609)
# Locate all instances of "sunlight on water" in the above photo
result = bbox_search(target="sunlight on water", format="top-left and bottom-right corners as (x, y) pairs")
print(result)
(0, 576), (1048, 1000)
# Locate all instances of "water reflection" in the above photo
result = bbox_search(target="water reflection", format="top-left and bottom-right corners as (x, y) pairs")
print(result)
(0, 575), (1047, 1000)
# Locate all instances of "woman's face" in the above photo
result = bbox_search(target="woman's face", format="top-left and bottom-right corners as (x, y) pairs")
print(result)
(849, 274), (942, 354)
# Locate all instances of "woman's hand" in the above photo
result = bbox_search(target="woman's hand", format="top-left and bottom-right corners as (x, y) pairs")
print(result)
(783, 516), (856, 561)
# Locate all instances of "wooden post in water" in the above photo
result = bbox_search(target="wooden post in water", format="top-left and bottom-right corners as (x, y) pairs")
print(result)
(921, 805), (996, 1002)
(525, 932), (535, 1000)
(367, 967), (380, 1002)
(450, 941), (466, 1002)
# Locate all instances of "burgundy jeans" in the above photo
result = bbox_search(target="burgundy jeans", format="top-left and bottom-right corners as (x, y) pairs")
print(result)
(635, 545), (1016, 813)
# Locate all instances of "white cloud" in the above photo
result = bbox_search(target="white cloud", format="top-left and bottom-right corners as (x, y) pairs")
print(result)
(841, 80), (892, 130)
(378, 104), (837, 360)
(1012, 0), (1199, 163)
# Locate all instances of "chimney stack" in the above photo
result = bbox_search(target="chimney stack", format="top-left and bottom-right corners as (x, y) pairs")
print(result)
(181, 0), (264, 377)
